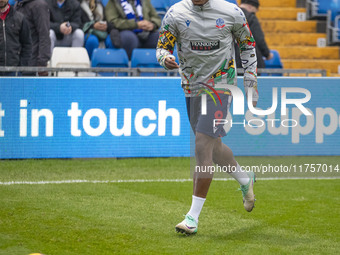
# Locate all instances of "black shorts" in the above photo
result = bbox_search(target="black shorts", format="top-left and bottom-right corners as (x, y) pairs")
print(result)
(186, 93), (232, 138)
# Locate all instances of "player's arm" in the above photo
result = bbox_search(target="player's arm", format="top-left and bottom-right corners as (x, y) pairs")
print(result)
(156, 9), (179, 70)
(232, 8), (258, 106)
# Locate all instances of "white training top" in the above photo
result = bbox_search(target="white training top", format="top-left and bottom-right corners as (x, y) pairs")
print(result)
(156, 0), (258, 100)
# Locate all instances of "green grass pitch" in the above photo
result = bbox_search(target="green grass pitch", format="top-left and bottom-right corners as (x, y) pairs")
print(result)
(0, 157), (339, 254)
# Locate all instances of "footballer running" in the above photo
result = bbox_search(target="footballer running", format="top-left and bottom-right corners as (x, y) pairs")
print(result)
(157, 0), (258, 235)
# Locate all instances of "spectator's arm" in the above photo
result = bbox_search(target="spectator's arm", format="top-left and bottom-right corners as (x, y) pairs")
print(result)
(232, 8), (258, 103)
(50, 19), (62, 34)
(156, 7), (178, 70)
(250, 15), (270, 59)
(19, 17), (32, 66)
(48, 3), (62, 34)
(34, 2), (51, 66)
(69, 1), (82, 31)
(105, 0), (138, 30)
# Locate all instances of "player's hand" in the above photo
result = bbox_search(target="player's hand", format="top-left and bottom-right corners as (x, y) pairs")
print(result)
(164, 55), (179, 70)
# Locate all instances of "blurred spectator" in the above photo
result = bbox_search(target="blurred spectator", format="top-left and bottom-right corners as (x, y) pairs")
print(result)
(46, 0), (84, 54)
(0, 0), (31, 75)
(81, 0), (111, 58)
(15, 0), (51, 75)
(105, 0), (161, 59)
(235, 0), (273, 71)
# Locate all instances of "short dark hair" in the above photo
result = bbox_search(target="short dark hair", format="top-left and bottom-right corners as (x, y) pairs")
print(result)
(241, 0), (260, 9)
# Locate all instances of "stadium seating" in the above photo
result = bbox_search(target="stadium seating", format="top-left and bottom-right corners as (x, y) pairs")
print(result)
(100, 0), (109, 7)
(172, 48), (180, 65)
(306, 0), (338, 19)
(327, 10), (340, 44)
(226, 0), (238, 5)
(131, 49), (166, 76)
(263, 50), (283, 76)
(8, 0), (15, 5)
(91, 48), (129, 76)
(168, 0), (181, 7)
(151, 0), (168, 17)
(50, 47), (91, 77)
(258, 0), (340, 76)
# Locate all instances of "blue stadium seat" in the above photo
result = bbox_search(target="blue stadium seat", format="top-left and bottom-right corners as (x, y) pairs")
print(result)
(8, 0), (15, 5)
(306, 0), (340, 19)
(131, 49), (166, 76)
(172, 47), (180, 65)
(327, 10), (340, 44)
(100, 0), (109, 7)
(151, 0), (168, 14)
(263, 50), (283, 76)
(225, 0), (238, 5)
(169, 0), (181, 7)
(326, 0), (340, 44)
(317, 0), (331, 15)
(91, 48), (129, 76)
(338, 18), (340, 40)
(330, 0), (340, 19)
(171, 48), (180, 76)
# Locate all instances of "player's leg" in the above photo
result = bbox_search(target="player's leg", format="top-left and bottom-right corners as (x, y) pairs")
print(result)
(212, 138), (256, 212)
(176, 96), (218, 235)
(176, 131), (216, 235)
(193, 131), (216, 198)
(212, 138), (247, 184)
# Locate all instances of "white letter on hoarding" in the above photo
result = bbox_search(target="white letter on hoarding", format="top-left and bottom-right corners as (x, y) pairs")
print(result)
(31, 109), (54, 137)
(83, 109), (107, 137)
(248, 87), (278, 116)
(68, 102), (82, 136)
(291, 107), (314, 143)
(20, 99), (27, 137)
(225, 85), (244, 115)
(135, 109), (157, 136)
(267, 111), (289, 135)
(110, 108), (132, 136)
(281, 88), (311, 116)
(0, 103), (4, 137)
(315, 107), (338, 143)
(158, 100), (180, 136)
(223, 110), (233, 134)
(201, 94), (207, 115)
(244, 110), (266, 135)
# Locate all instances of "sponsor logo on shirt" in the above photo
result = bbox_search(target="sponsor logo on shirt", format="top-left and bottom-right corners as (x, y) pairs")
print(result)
(190, 40), (220, 51)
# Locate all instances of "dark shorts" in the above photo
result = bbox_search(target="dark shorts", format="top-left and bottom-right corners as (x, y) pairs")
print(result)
(186, 93), (232, 138)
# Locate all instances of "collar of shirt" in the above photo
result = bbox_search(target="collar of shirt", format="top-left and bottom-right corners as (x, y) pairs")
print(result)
(191, 0), (211, 11)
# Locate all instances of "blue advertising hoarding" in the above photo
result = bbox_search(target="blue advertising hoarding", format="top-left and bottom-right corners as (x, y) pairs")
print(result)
(0, 77), (339, 158)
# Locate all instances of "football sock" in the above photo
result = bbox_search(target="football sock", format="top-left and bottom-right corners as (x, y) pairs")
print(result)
(228, 162), (250, 186)
(187, 195), (206, 222)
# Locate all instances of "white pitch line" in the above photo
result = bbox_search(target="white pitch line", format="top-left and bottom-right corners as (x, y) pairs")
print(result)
(0, 177), (339, 186)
